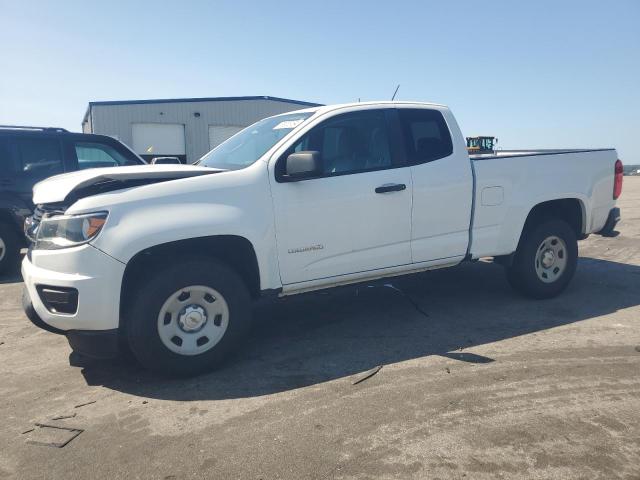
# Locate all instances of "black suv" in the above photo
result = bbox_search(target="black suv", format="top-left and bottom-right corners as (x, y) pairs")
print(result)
(0, 126), (145, 273)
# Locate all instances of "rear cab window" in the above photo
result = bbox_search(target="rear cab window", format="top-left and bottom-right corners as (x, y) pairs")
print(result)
(397, 108), (453, 164)
(73, 141), (140, 170)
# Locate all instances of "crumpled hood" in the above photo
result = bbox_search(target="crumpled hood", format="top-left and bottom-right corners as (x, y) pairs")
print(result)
(32, 164), (220, 204)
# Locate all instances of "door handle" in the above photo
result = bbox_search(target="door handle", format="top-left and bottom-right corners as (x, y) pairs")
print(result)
(375, 183), (406, 194)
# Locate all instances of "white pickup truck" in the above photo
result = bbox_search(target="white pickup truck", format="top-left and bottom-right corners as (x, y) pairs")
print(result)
(21, 101), (623, 375)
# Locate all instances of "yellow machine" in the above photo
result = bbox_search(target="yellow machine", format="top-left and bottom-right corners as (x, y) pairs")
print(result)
(466, 136), (497, 154)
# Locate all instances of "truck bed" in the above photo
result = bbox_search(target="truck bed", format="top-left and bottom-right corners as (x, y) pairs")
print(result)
(469, 148), (618, 259)
(470, 148), (616, 160)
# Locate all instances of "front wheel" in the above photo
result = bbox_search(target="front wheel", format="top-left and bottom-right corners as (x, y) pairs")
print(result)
(506, 219), (578, 299)
(126, 258), (252, 376)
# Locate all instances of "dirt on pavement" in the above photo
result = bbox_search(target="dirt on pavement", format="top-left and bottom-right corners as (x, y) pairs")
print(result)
(1, 179), (639, 479)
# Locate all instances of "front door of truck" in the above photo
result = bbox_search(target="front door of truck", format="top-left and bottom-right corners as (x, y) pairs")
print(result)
(270, 108), (413, 286)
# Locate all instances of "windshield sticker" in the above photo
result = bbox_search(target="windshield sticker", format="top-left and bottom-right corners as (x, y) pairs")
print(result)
(273, 119), (305, 130)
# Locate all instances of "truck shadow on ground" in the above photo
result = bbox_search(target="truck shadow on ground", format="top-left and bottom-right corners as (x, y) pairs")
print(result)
(77, 257), (640, 400)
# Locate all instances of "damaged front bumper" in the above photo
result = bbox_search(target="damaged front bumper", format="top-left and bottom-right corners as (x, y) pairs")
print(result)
(21, 244), (125, 359)
(22, 287), (119, 358)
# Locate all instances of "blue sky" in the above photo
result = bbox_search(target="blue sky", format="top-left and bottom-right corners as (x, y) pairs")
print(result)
(1, 0), (638, 162)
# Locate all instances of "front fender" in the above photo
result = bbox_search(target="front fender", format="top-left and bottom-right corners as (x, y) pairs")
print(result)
(75, 163), (281, 291)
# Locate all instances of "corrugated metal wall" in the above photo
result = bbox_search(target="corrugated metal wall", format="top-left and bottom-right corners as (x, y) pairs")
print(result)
(82, 112), (92, 134)
(86, 99), (314, 163)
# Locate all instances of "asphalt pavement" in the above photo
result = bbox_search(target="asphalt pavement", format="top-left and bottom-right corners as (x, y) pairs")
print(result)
(1, 178), (639, 479)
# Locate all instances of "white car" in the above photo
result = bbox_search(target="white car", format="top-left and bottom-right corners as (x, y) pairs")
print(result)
(21, 101), (623, 375)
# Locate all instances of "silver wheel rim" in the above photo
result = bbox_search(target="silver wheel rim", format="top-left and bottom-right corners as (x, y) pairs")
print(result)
(535, 235), (567, 283)
(0, 236), (5, 262)
(157, 285), (230, 356)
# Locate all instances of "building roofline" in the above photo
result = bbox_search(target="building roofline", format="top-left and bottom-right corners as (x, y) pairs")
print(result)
(82, 96), (322, 126)
(87, 95), (322, 108)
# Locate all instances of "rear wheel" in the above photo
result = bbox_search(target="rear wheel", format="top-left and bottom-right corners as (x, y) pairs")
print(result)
(506, 219), (578, 299)
(126, 258), (252, 376)
(0, 224), (20, 275)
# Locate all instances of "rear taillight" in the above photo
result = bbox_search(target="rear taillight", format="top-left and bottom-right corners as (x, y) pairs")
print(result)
(614, 159), (623, 199)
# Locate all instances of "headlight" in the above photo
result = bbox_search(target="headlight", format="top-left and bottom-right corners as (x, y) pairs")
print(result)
(35, 212), (108, 250)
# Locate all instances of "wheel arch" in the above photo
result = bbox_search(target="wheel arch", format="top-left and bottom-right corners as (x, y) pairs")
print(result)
(514, 198), (586, 253)
(495, 198), (585, 266)
(119, 235), (261, 329)
(524, 198), (585, 235)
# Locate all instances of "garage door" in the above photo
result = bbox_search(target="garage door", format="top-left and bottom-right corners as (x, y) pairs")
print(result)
(209, 125), (244, 150)
(132, 123), (186, 161)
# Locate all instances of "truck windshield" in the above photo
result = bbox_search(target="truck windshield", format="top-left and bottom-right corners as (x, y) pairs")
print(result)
(197, 112), (314, 170)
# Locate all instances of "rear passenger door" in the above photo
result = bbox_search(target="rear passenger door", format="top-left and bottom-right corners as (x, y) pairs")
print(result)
(0, 137), (16, 189)
(397, 108), (473, 263)
(17, 137), (64, 180)
(12, 137), (65, 206)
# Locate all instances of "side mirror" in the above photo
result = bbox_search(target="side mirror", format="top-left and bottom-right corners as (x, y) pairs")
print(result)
(285, 151), (322, 180)
(151, 156), (182, 165)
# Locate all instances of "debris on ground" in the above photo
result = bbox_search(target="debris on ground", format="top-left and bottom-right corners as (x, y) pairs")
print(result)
(352, 365), (383, 385)
(445, 367), (451, 374)
(74, 400), (97, 409)
(356, 283), (429, 318)
(51, 413), (77, 421)
(383, 284), (429, 318)
(25, 423), (83, 448)
(635, 346), (640, 352)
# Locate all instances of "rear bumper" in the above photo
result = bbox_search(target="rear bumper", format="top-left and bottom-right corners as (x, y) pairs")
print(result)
(22, 286), (119, 358)
(597, 207), (621, 237)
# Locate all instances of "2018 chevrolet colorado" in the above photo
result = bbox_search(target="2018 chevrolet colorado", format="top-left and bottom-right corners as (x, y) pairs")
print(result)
(21, 101), (623, 375)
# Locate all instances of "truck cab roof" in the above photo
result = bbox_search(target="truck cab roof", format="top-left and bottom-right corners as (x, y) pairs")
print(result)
(283, 100), (449, 118)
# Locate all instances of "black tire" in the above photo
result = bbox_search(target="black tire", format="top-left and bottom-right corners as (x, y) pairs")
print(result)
(506, 219), (578, 299)
(126, 258), (252, 376)
(0, 224), (21, 275)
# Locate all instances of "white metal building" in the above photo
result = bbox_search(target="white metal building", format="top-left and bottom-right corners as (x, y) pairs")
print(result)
(82, 96), (321, 163)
